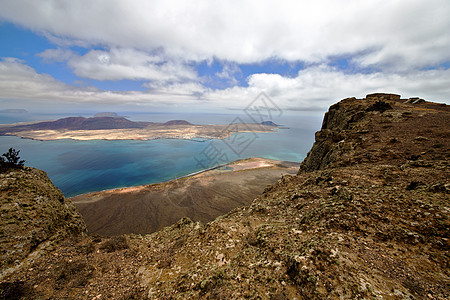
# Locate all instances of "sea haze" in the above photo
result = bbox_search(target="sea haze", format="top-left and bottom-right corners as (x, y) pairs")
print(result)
(0, 112), (322, 197)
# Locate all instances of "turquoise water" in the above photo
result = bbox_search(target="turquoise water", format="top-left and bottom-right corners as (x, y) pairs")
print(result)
(0, 113), (322, 197)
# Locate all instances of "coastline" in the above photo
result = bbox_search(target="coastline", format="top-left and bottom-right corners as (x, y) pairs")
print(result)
(70, 157), (298, 200)
(0, 124), (311, 199)
(0, 123), (279, 142)
(70, 156), (300, 235)
(68, 161), (226, 199)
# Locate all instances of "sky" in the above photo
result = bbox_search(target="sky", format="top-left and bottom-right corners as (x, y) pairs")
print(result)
(0, 0), (449, 115)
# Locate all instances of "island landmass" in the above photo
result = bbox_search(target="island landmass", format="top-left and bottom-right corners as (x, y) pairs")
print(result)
(0, 116), (280, 141)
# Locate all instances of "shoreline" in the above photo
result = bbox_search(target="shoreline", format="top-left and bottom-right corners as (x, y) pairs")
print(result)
(71, 156), (301, 235)
(0, 129), (278, 142)
(0, 123), (280, 142)
(69, 157), (298, 199)
(1, 134), (216, 143)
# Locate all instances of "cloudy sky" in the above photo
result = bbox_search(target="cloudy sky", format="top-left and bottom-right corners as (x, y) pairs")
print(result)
(0, 0), (449, 114)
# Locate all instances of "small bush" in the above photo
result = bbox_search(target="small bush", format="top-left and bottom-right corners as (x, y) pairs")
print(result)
(79, 242), (96, 255)
(56, 261), (94, 288)
(0, 148), (25, 172)
(100, 235), (129, 253)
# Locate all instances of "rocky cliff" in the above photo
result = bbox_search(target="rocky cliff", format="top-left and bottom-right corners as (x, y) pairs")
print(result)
(0, 168), (86, 281)
(299, 93), (448, 172)
(0, 93), (448, 299)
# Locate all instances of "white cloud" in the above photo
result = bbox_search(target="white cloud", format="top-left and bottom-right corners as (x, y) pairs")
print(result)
(37, 47), (197, 82)
(1, 0), (449, 69)
(1, 59), (448, 114)
(241, 66), (450, 110)
(215, 63), (241, 86)
(1, 0), (449, 111)
(38, 48), (76, 62)
(0, 58), (76, 98)
(65, 48), (197, 82)
(0, 58), (204, 111)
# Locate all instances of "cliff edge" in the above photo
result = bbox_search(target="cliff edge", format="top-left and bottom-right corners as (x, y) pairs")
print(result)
(300, 93), (448, 172)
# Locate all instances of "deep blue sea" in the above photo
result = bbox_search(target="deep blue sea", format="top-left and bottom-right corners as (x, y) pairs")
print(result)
(0, 112), (323, 197)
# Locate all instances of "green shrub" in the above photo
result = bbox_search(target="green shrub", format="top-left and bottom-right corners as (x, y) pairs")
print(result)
(0, 148), (25, 172)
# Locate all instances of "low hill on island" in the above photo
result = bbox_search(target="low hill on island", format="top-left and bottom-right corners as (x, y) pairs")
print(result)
(93, 112), (120, 118)
(163, 120), (193, 126)
(261, 120), (279, 126)
(0, 93), (448, 299)
(0, 116), (151, 131)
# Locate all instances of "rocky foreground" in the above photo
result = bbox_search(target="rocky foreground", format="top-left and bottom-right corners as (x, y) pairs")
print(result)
(0, 93), (449, 299)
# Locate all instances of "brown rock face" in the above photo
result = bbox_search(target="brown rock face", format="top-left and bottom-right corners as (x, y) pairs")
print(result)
(299, 93), (449, 173)
(366, 93), (401, 101)
(0, 168), (86, 277)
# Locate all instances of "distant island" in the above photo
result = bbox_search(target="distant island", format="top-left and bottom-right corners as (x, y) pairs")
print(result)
(0, 116), (280, 141)
(0, 109), (28, 114)
(260, 120), (279, 126)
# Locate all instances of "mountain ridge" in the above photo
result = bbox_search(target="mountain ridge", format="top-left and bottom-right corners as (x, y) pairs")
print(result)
(0, 116), (151, 132)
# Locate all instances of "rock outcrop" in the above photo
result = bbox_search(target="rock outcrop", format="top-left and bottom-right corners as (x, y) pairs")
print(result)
(300, 93), (449, 172)
(0, 168), (86, 280)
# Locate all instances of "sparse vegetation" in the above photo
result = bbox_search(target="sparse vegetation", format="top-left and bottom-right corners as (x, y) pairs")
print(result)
(0, 281), (29, 300)
(100, 235), (129, 252)
(56, 261), (94, 288)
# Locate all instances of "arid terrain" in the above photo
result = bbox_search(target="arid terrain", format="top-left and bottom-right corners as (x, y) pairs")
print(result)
(0, 93), (448, 299)
(71, 158), (300, 236)
(0, 116), (278, 141)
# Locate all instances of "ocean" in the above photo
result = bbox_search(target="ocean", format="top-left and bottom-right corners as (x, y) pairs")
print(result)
(0, 112), (323, 197)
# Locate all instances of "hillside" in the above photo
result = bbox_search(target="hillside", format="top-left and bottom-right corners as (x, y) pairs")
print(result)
(0, 93), (448, 299)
